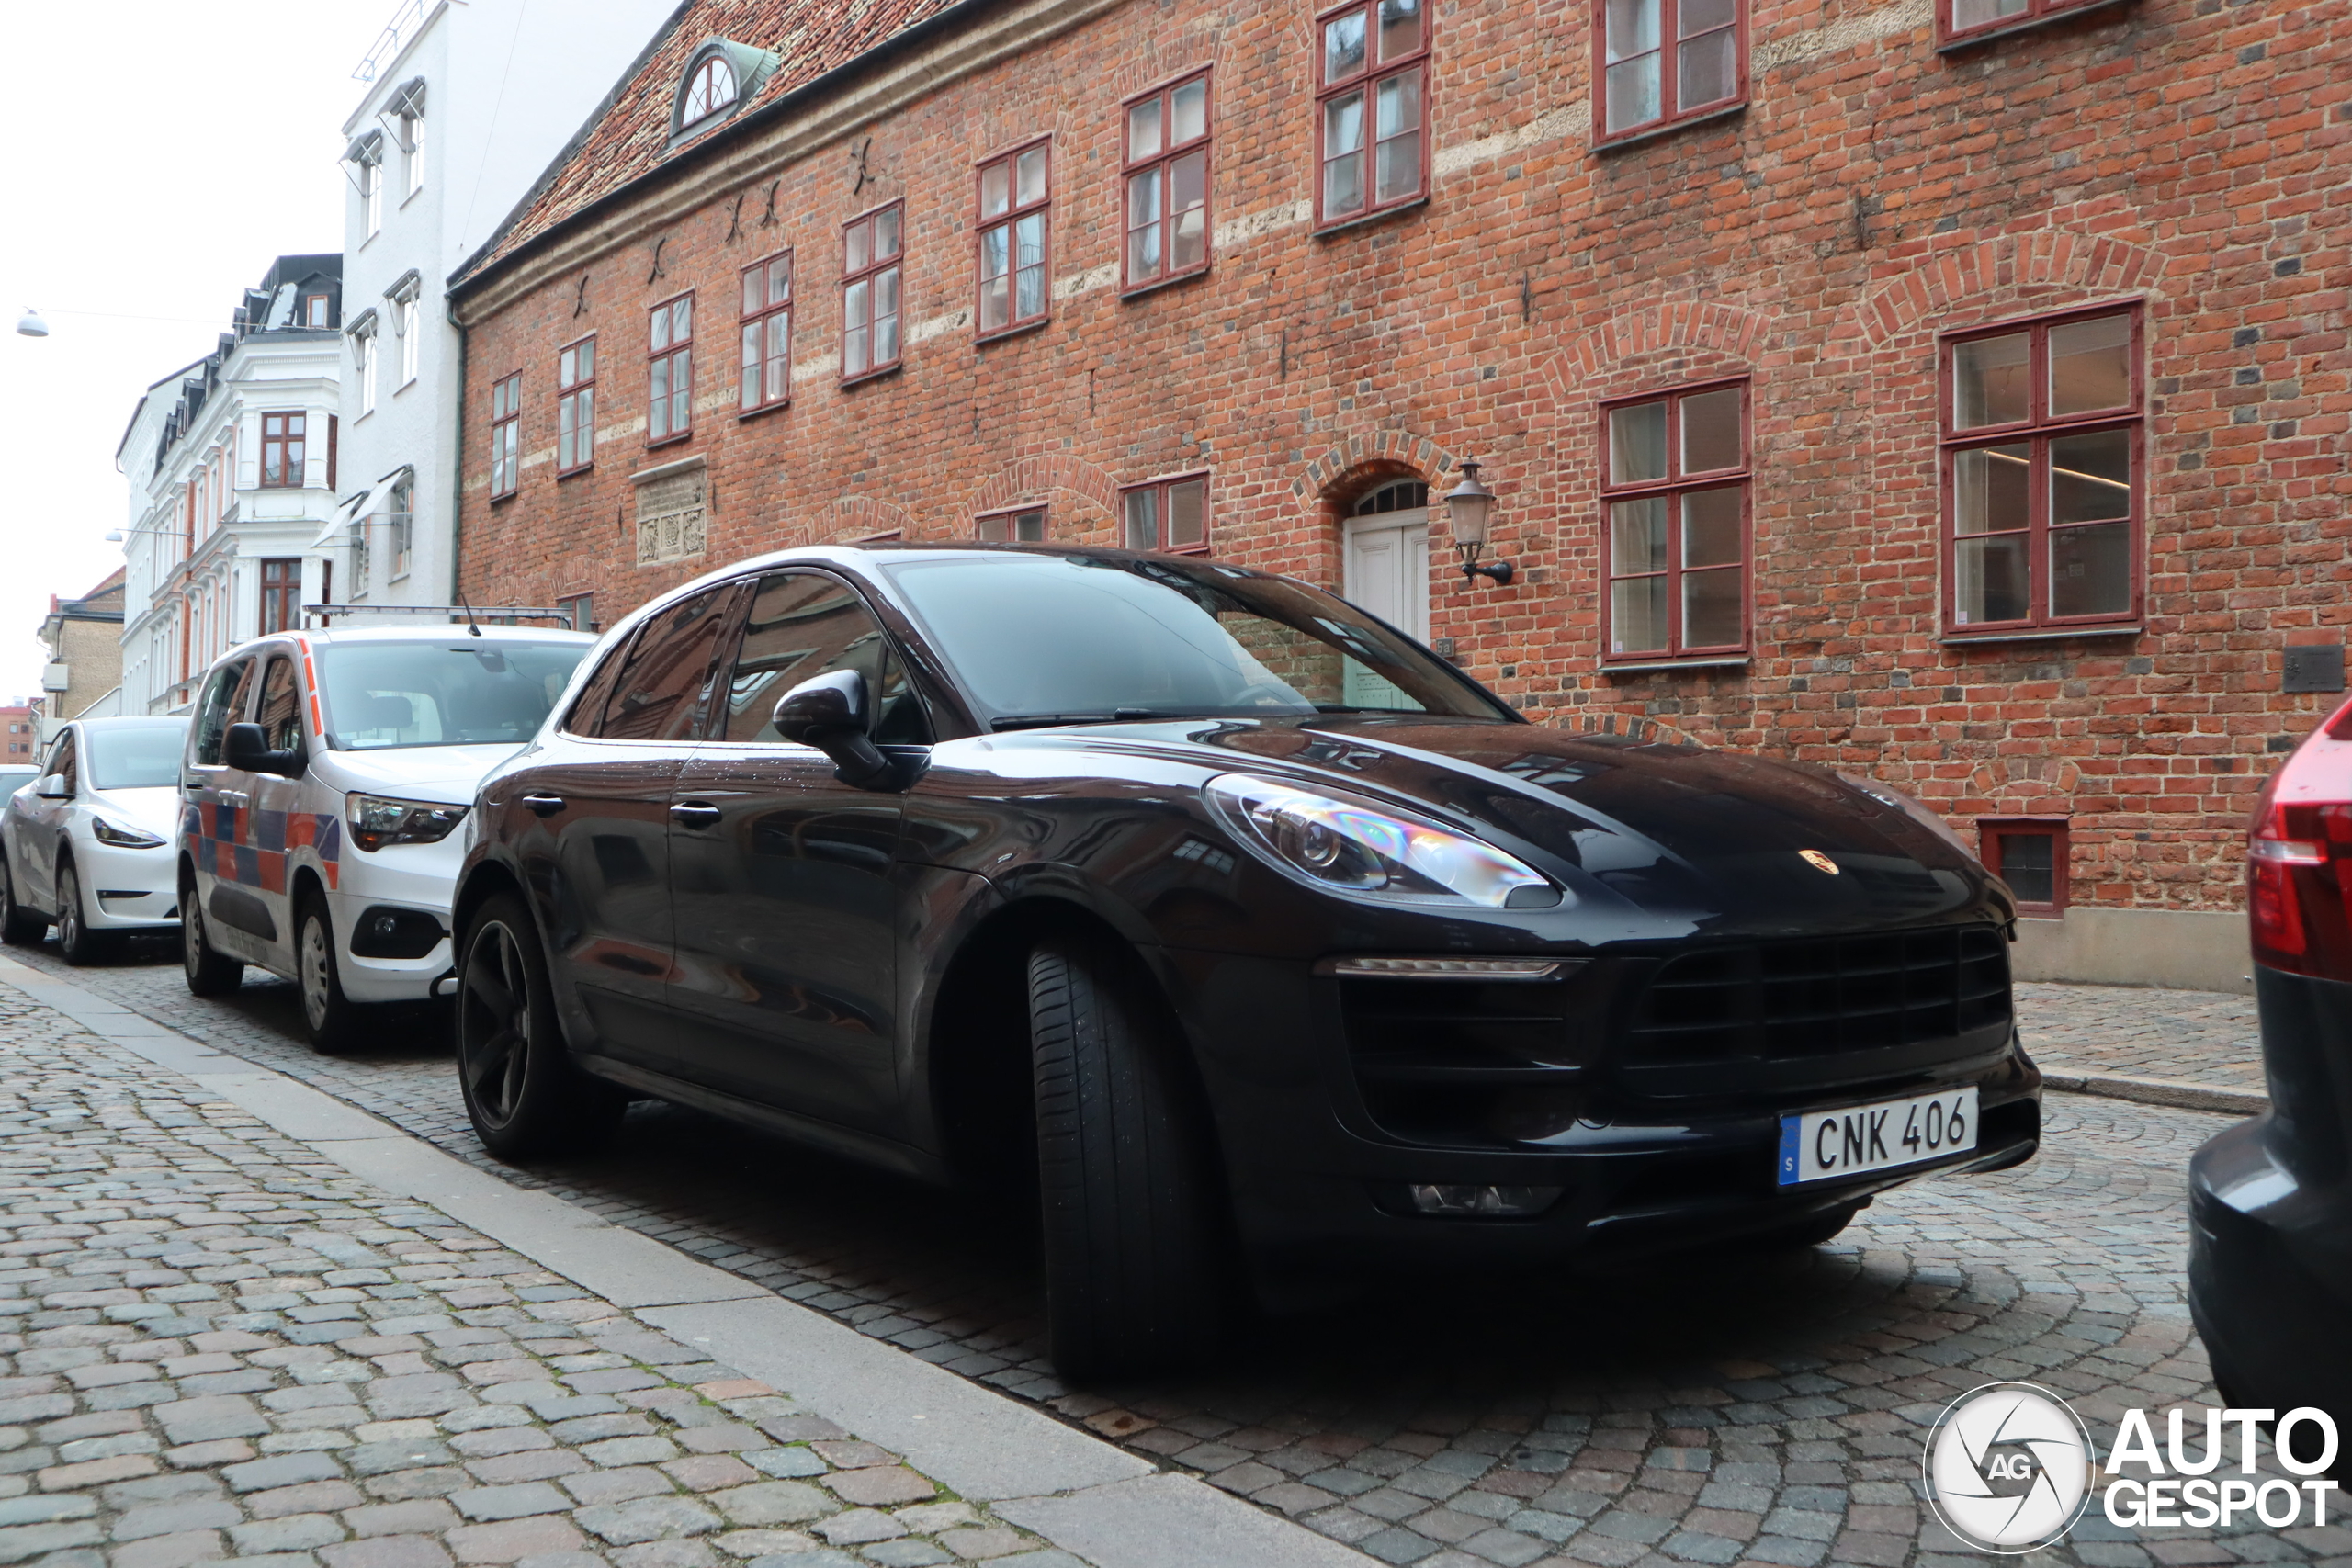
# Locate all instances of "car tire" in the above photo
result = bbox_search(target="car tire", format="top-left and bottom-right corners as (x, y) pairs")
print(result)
(456, 893), (625, 1160)
(54, 862), (105, 966)
(180, 867), (243, 997)
(296, 892), (364, 1051)
(0, 858), (46, 947)
(1027, 938), (1228, 1381)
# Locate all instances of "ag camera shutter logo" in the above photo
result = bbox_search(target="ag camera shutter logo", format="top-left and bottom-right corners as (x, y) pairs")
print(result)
(1923, 1382), (2097, 1552)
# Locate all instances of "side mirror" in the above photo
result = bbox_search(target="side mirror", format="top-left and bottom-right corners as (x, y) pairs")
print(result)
(774, 670), (894, 790)
(33, 774), (71, 800)
(224, 722), (304, 779)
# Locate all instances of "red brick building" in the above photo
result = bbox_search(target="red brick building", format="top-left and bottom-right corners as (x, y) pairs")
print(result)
(448, 0), (2351, 988)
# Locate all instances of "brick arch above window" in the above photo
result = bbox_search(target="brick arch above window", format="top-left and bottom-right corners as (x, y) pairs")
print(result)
(1537, 300), (1770, 407)
(826, 494), (917, 543)
(1099, 27), (1227, 103)
(966, 454), (1121, 527)
(1858, 229), (2170, 348)
(1289, 429), (1457, 517)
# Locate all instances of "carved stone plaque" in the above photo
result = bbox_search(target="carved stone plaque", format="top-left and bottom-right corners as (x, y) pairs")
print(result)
(635, 467), (707, 565)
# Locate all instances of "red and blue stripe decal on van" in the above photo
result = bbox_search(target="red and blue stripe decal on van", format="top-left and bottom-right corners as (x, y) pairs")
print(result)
(182, 802), (342, 893)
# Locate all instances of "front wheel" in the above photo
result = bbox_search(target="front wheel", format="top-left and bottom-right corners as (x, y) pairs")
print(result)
(1028, 939), (1229, 1381)
(297, 894), (364, 1051)
(0, 857), (46, 946)
(457, 894), (624, 1160)
(54, 863), (104, 966)
(180, 869), (243, 996)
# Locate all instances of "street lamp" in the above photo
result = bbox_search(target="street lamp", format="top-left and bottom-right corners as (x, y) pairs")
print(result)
(15, 309), (49, 338)
(1444, 457), (1511, 586)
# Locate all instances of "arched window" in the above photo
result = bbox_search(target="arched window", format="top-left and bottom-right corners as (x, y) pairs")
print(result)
(681, 55), (739, 126)
(1351, 480), (1427, 516)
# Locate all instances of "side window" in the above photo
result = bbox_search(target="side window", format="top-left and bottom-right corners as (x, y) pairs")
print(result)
(594, 586), (740, 742)
(256, 658), (304, 754)
(720, 573), (930, 745)
(192, 660), (256, 767)
(564, 641), (629, 736)
(47, 735), (77, 791)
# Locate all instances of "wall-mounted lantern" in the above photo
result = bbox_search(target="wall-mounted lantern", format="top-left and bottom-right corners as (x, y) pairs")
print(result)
(1444, 457), (1510, 585)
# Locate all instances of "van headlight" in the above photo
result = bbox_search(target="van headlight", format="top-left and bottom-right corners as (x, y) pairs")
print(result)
(1205, 773), (1561, 908)
(346, 794), (469, 853)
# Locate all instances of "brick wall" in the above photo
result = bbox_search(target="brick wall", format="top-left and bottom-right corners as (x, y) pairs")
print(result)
(452, 0), (2352, 922)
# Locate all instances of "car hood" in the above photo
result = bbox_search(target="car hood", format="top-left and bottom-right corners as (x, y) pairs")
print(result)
(1011, 715), (2005, 937)
(85, 786), (181, 840)
(311, 744), (524, 807)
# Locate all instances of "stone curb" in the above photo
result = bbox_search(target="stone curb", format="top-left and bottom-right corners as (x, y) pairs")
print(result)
(0, 956), (1375, 1568)
(2042, 1071), (2267, 1118)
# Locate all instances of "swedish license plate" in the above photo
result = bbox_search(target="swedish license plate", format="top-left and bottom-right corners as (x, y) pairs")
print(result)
(1776, 1088), (1977, 1186)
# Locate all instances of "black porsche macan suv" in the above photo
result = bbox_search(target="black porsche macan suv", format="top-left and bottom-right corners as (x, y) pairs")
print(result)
(451, 545), (2041, 1376)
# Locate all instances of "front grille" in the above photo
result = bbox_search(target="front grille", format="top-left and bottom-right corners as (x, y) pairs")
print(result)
(1626, 926), (2010, 1065)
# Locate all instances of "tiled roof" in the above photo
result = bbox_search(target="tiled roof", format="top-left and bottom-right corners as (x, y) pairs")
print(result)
(462, 0), (969, 282)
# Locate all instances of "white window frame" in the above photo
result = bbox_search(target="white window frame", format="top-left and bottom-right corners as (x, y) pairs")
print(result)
(398, 295), (421, 387)
(352, 324), (378, 417)
(401, 111), (425, 198)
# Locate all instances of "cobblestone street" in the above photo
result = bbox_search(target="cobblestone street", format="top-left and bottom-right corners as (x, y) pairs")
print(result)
(2, 941), (2341, 1568)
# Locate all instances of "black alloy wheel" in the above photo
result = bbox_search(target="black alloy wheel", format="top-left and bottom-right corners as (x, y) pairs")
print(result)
(456, 893), (624, 1159)
(54, 863), (101, 966)
(180, 867), (243, 996)
(1027, 937), (1230, 1381)
(0, 859), (44, 947)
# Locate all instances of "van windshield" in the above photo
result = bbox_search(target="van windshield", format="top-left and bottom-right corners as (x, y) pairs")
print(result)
(84, 725), (189, 790)
(316, 642), (592, 750)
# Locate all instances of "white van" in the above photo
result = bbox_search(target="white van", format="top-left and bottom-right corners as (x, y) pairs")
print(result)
(177, 625), (596, 1048)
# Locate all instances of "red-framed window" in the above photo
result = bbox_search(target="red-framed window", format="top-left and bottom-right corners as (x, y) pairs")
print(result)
(259, 412), (305, 489)
(489, 374), (521, 498)
(1940, 305), (2142, 636)
(740, 252), (792, 412)
(1123, 73), (1211, 291)
(648, 293), (694, 445)
(977, 141), (1050, 339)
(1939, 0), (2106, 44)
(558, 335), (596, 474)
(1596, 0), (1746, 143)
(1601, 379), (1749, 660)
(260, 558), (300, 635)
(1121, 474), (1209, 554)
(682, 55), (739, 127)
(842, 203), (903, 383)
(978, 505), (1047, 543)
(1316, 0), (1428, 228)
(1979, 818), (2069, 915)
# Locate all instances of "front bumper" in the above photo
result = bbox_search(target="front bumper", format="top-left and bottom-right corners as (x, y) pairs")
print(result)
(1165, 942), (2041, 1298)
(326, 837), (462, 1004)
(74, 839), (180, 930)
(2187, 967), (2352, 1445)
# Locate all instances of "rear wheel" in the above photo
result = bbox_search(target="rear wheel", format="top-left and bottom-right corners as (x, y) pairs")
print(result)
(54, 863), (104, 966)
(1028, 938), (1228, 1381)
(180, 867), (243, 996)
(457, 893), (624, 1159)
(297, 893), (364, 1051)
(0, 858), (46, 946)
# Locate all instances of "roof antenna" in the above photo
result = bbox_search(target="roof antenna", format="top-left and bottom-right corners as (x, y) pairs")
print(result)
(457, 595), (483, 637)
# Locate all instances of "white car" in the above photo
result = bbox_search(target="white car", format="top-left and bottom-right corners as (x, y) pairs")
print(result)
(176, 625), (596, 1048)
(1, 716), (192, 963)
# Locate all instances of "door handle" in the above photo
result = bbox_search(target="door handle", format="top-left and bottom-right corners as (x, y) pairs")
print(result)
(520, 794), (568, 818)
(669, 802), (723, 829)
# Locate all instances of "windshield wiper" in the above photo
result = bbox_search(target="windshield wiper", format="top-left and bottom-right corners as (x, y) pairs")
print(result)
(991, 708), (1187, 731)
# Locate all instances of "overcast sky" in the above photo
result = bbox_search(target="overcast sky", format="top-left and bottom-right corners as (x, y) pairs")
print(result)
(0, 2), (392, 705)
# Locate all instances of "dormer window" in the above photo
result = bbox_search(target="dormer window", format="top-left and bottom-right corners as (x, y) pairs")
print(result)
(683, 55), (738, 125)
(670, 40), (780, 143)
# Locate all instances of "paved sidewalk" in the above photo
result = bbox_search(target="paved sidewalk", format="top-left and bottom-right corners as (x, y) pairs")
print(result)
(0, 971), (1363, 1568)
(2015, 983), (2266, 1112)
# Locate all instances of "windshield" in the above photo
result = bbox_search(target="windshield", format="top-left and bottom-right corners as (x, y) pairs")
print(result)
(882, 553), (1510, 728)
(317, 641), (591, 750)
(84, 726), (187, 790)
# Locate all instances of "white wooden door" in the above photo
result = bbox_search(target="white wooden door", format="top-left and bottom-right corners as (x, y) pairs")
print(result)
(1341, 509), (1429, 706)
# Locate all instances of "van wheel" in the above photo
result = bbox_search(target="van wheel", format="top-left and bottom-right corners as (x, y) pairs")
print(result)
(54, 863), (104, 966)
(297, 893), (363, 1050)
(1028, 939), (1228, 1381)
(457, 893), (624, 1159)
(0, 860), (45, 946)
(180, 868), (243, 996)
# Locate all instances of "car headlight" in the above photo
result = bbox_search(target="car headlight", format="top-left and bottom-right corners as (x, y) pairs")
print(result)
(90, 817), (166, 849)
(1837, 773), (1979, 863)
(345, 794), (469, 853)
(1205, 773), (1561, 908)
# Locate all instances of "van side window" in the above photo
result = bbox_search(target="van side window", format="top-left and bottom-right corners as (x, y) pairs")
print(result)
(192, 660), (256, 766)
(590, 585), (741, 741)
(256, 658), (304, 754)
